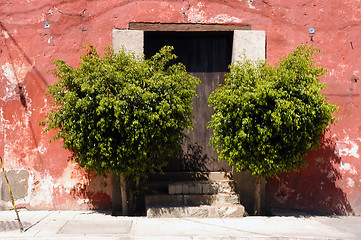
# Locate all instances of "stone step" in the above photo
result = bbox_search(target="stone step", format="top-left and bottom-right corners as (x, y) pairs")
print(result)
(168, 181), (235, 195)
(148, 171), (233, 182)
(145, 193), (240, 208)
(146, 180), (235, 195)
(147, 204), (246, 218)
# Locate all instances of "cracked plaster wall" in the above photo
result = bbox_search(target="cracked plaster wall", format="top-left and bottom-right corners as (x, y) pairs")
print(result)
(1, 0), (361, 213)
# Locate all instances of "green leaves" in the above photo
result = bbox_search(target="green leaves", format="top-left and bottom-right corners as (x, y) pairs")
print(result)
(208, 45), (338, 179)
(44, 45), (199, 180)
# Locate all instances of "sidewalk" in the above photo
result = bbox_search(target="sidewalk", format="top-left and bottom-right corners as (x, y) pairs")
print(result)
(1, 210), (360, 239)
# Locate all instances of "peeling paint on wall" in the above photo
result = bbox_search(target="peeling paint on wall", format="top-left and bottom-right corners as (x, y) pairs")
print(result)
(273, 180), (294, 204)
(0, 108), (10, 132)
(210, 14), (245, 24)
(2, 62), (33, 85)
(247, 0), (255, 9)
(340, 162), (358, 175)
(188, 3), (207, 23)
(337, 136), (359, 158)
(347, 178), (355, 188)
(1, 0), (361, 214)
(29, 171), (54, 207)
(1, 30), (9, 39)
(1, 61), (34, 102)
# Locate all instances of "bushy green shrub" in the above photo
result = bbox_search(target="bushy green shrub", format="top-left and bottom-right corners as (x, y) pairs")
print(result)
(43, 45), (199, 182)
(208, 45), (338, 213)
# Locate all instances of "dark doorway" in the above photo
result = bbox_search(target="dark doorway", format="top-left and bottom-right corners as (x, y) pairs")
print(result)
(144, 31), (233, 171)
(145, 32), (232, 72)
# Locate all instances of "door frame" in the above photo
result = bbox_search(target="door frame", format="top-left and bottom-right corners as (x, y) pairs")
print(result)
(112, 23), (267, 213)
(113, 23), (265, 63)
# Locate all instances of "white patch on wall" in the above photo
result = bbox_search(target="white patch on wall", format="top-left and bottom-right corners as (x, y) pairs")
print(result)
(187, 3), (206, 23)
(328, 69), (336, 77)
(1, 30), (9, 39)
(337, 136), (359, 158)
(34, 141), (47, 155)
(347, 177), (355, 188)
(40, 98), (50, 116)
(1, 62), (32, 85)
(57, 161), (89, 195)
(339, 162), (358, 175)
(1, 61), (33, 101)
(339, 64), (347, 71)
(247, 0), (255, 9)
(77, 198), (90, 205)
(0, 108), (10, 132)
(29, 171), (54, 207)
(48, 34), (53, 44)
(210, 14), (244, 24)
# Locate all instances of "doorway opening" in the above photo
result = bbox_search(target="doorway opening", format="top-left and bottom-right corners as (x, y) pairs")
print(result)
(144, 31), (233, 172)
(144, 31), (232, 72)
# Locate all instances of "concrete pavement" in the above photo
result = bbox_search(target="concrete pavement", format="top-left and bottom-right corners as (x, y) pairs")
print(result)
(0, 210), (360, 239)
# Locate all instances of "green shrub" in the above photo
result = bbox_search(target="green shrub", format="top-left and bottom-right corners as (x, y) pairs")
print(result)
(43, 45), (199, 197)
(208, 45), (338, 214)
(208, 46), (337, 178)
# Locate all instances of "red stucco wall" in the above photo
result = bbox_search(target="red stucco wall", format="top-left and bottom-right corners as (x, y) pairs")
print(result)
(1, 0), (361, 214)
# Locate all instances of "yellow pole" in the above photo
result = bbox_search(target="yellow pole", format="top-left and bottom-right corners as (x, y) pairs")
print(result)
(0, 155), (24, 232)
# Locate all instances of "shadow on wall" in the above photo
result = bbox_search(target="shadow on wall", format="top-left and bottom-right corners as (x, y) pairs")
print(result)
(165, 142), (211, 174)
(267, 135), (353, 215)
(69, 171), (112, 210)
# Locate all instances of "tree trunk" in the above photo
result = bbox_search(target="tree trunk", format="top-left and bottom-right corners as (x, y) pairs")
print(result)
(127, 177), (139, 215)
(254, 175), (262, 216)
(120, 175), (128, 215)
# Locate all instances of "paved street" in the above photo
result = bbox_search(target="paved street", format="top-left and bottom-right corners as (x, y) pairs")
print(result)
(0, 210), (360, 239)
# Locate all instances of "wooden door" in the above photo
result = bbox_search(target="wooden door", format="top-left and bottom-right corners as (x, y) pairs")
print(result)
(145, 32), (233, 172)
